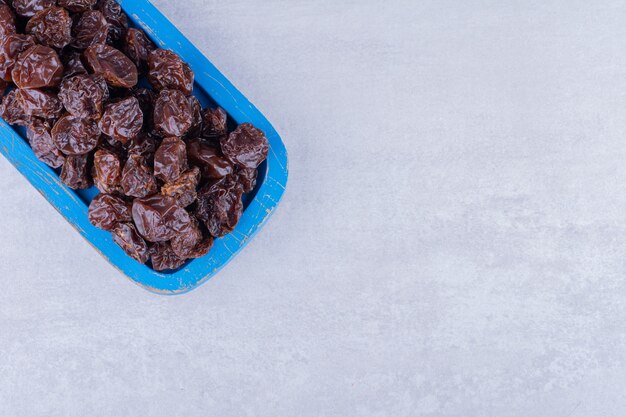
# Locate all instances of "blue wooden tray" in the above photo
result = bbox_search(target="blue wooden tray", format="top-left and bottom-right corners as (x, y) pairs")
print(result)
(0, 0), (288, 294)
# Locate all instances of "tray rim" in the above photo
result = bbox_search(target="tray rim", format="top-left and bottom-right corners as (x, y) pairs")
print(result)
(0, 0), (289, 295)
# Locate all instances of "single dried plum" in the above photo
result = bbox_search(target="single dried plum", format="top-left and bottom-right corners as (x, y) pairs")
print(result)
(0, 33), (36, 82)
(125, 132), (157, 160)
(12, 45), (63, 89)
(120, 153), (157, 198)
(220, 123), (269, 169)
(0, 4), (15, 37)
(187, 138), (233, 179)
(84, 44), (138, 88)
(123, 28), (154, 75)
(201, 107), (227, 139)
(0, 89), (30, 126)
(132, 194), (192, 242)
(88, 193), (131, 231)
(51, 114), (100, 155)
(195, 176), (244, 238)
(170, 217), (213, 259)
(160, 166), (200, 208)
(96, 0), (127, 43)
(26, 6), (73, 49)
(98, 97), (142, 144)
(149, 241), (185, 271)
(92, 148), (122, 193)
(27, 119), (64, 168)
(147, 49), (194, 95)
(59, 0), (97, 12)
(186, 95), (202, 138)
(72, 10), (108, 50)
(11, 0), (55, 17)
(16, 88), (63, 119)
(58, 74), (109, 119)
(154, 136), (187, 183)
(112, 222), (149, 263)
(60, 154), (92, 189)
(235, 166), (258, 193)
(61, 49), (88, 78)
(153, 89), (192, 137)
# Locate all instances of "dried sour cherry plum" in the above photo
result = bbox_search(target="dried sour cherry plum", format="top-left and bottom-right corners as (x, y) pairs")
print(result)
(126, 132), (157, 160)
(121, 153), (157, 198)
(27, 119), (64, 168)
(84, 44), (138, 88)
(98, 96), (143, 143)
(72, 10), (109, 50)
(132, 194), (192, 242)
(51, 114), (100, 155)
(25, 6), (73, 49)
(58, 74), (109, 119)
(154, 136), (186, 183)
(88, 193), (131, 231)
(147, 49), (194, 95)
(149, 241), (185, 271)
(11, 0), (55, 17)
(220, 123), (269, 169)
(195, 176), (244, 238)
(153, 89), (192, 137)
(12, 45), (63, 89)
(124, 28), (154, 75)
(96, 0), (127, 43)
(186, 95), (202, 138)
(235, 167), (258, 193)
(0, 89), (30, 125)
(0, 33), (36, 81)
(187, 138), (233, 179)
(112, 222), (149, 263)
(58, 0), (97, 12)
(16, 88), (63, 119)
(61, 49), (88, 78)
(60, 154), (92, 189)
(0, 3), (14, 37)
(160, 166), (200, 208)
(201, 107), (227, 139)
(92, 148), (122, 193)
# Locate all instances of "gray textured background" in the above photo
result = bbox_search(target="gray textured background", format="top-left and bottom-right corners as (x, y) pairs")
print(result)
(1, 0), (626, 415)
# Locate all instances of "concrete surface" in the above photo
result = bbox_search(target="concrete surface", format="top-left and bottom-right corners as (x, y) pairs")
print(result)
(1, 0), (626, 415)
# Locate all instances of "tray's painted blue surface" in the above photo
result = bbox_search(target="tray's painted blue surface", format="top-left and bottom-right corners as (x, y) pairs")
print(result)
(0, 0), (288, 294)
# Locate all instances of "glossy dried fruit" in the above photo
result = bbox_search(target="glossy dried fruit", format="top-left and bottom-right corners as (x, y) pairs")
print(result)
(130, 87), (155, 132)
(52, 114), (100, 155)
(170, 216), (202, 259)
(96, 0), (127, 43)
(26, 6), (73, 49)
(220, 123), (269, 169)
(72, 10), (108, 50)
(187, 138), (233, 179)
(195, 176), (244, 237)
(0, 4), (15, 37)
(16, 88), (63, 119)
(186, 95), (202, 138)
(154, 136), (186, 183)
(147, 49), (194, 95)
(126, 132), (157, 160)
(58, 0), (97, 12)
(61, 49), (88, 78)
(160, 166), (200, 207)
(60, 154), (92, 189)
(112, 222), (149, 263)
(88, 193), (131, 231)
(132, 194), (192, 242)
(124, 28), (154, 75)
(12, 45), (63, 89)
(11, 0), (55, 17)
(153, 89), (192, 137)
(98, 97), (143, 143)
(121, 153), (157, 198)
(235, 166), (258, 193)
(84, 44), (138, 88)
(26, 119), (64, 168)
(0, 33), (36, 81)
(58, 74), (109, 119)
(92, 148), (121, 193)
(0, 89), (30, 126)
(201, 107), (227, 139)
(149, 241), (185, 271)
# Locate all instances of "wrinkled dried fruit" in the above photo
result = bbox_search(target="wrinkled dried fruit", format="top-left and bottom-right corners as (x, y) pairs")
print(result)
(186, 95), (202, 138)
(88, 193), (131, 231)
(0, 33), (36, 81)
(72, 10), (108, 50)
(170, 216), (203, 259)
(220, 123), (269, 169)
(12, 45), (63, 89)
(92, 148), (121, 193)
(98, 97), (143, 143)
(201, 107), (227, 139)
(187, 138), (233, 179)
(60, 154), (92, 189)
(52, 114), (100, 155)
(0, 89), (30, 125)
(124, 28), (154, 75)
(96, 0), (127, 43)
(112, 222), (149, 263)
(149, 241), (185, 271)
(84, 44), (138, 88)
(59, 0), (97, 12)
(153, 89), (192, 137)
(16, 88), (63, 119)
(154, 136), (186, 183)
(121, 153), (157, 198)
(147, 49), (194, 95)
(130, 87), (155, 132)
(27, 119), (64, 168)
(0, 4), (14, 37)
(125, 132), (157, 160)
(11, 0), (55, 17)
(195, 176), (244, 237)
(160, 166), (200, 207)
(132, 194), (192, 242)
(26, 6), (73, 49)
(235, 166), (258, 193)
(59, 74), (109, 119)
(61, 49), (88, 78)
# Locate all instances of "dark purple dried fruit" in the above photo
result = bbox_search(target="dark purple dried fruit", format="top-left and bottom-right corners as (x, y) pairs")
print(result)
(132, 194), (192, 242)
(153, 89), (192, 137)
(26, 6), (73, 49)
(123, 27), (154, 75)
(51, 114), (100, 155)
(16, 88), (63, 119)
(147, 48), (194, 95)
(201, 107), (227, 139)
(187, 138), (233, 179)
(12, 45), (63, 89)
(0, 33), (36, 82)
(11, 0), (53, 18)
(60, 154), (92, 189)
(220, 123), (269, 169)
(195, 176), (244, 238)
(149, 241), (185, 271)
(154, 136), (186, 183)
(26, 119), (64, 168)
(186, 95), (202, 138)
(98, 97), (143, 144)
(112, 222), (149, 263)
(96, 0), (127, 43)
(84, 44), (138, 88)
(160, 166), (200, 207)
(88, 193), (131, 231)
(72, 10), (109, 50)
(58, 74), (109, 119)
(61, 49), (88, 78)
(120, 153), (157, 198)
(0, 89), (30, 126)
(125, 132), (157, 160)
(59, 0), (97, 12)
(0, 4), (15, 37)
(235, 166), (258, 193)
(92, 148), (121, 193)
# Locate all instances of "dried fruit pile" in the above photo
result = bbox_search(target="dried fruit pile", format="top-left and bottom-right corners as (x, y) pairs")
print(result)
(0, 0), (269, 271)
